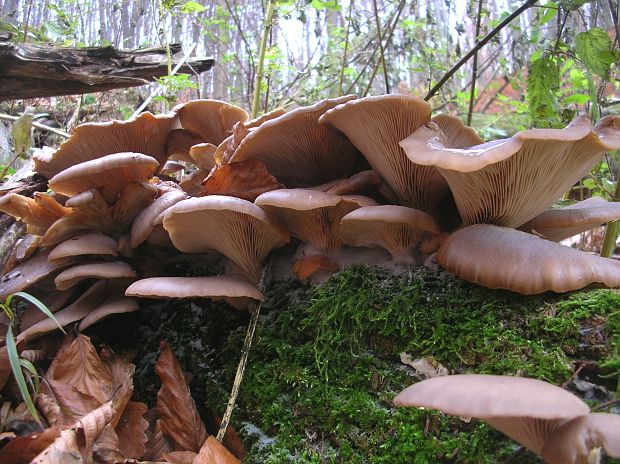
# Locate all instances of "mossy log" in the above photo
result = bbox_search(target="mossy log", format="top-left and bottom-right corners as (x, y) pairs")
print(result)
(0, 41), (215, 101)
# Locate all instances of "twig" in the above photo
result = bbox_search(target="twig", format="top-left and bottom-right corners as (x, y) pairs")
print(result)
(466, 0), (484, 126)
(372, 0), (390, 94)
(0, 114), (69, 138)
(130, 43), (197, 119)
(561, 362), (586, 389)
(425, 0), (538, 101)
(251, 0), (275, 119)
(338, 0), (354, 95)
(592, 397), (620, 411)
(216, 261), (272, 441)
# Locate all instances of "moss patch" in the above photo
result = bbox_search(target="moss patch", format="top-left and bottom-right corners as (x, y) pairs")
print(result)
(130, 265), (620, 463)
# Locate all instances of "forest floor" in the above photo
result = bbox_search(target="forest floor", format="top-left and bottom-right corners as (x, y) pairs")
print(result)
(86, 259), (620, 463)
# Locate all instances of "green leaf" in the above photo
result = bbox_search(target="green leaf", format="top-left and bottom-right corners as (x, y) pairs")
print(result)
(180, 1), (207, 13)
(19, 358), (40, 393)
(560, 0), (592, 10)
(527, 56), (561, 128)
(10, 292), (66, 334)
(576, 28), (617, 78)
(310, 0), (340, 11)
(562, 94), (590, 104)
(6, 325), (40, 423)
(538, 3), (557, 25)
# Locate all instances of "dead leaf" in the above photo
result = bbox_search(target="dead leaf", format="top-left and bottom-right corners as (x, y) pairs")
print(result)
(198, 159), (283, 202)
(399, 353), (449, 378)
(0, 346), (11, 390)
(155, 342), (207, 452)
(0, 426), (61, 464)
(30, 429), (82, 464)
(293, 255), (339, 281)
(73, 401), (115, 463)
(142, 419), (172, 462)
(192, 436), (240, 464)
(210, 413), (246, 460)
(116, 402), (149, 459)
(35, 394), (61, 426)
(100, 347), (135, 427)
(164, 451), (198, 464)
(217, 122), (249, 166)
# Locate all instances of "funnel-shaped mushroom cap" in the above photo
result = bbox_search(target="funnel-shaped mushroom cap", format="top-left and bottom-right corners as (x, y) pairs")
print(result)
(163, 196), (289, 282)
(54, 261), (136, 290)
(523, 197), (620, 242)
(541, 413), (620, 463)
(245, 107), (287, 129)
(431, 114), (484, 148)
(189, 143), (217, 170)
(34, 111), (176, 179)
(48, 233), (118, 262)
(126, 276), (263, 310)
(230, 96), (363, 187)
(395, 374), (590, 456)
(161, 160), (185, 175)
(43, 182), (157, 246)
(49, 153), (159, 203)
(77, 297), (140, 331)
(401, 115), (620, 228)
(255, 189), (375, 255)
(130, 190), (187, 248)
(0, 192), (71, 235)
(340, 205), (441, 263)
(436, 224), (620, 294)
(174, 99), (249, 145)
(319, 95), (448, 214)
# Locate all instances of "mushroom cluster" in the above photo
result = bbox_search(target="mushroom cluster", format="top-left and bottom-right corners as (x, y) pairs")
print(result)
(394, 374), (620, 463)
(1, 95), (620, 339)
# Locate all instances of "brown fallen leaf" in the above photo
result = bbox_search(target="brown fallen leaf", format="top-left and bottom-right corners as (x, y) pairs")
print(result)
(0, 426), (61, 464)
(155, 342), (207, 452)
(30, 429), (82, 464)
(0, 346), (11, 391)
(116, 402), (149, 459)
(142, 419), (172, 461)
(217, 122), (249, 166)
(198, 158), (283, 202)
(293, 255), (339, 281)
(35, 394), (61, 426)
(192, 436), (240, 464)
(210, 413), (246, 461)
(164, 450), (198, 464)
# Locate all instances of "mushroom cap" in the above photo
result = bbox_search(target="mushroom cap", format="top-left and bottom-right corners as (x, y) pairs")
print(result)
(401, 115), (620, 227)
(163, 195), (289, 282)
(33, 111), (176, 179)
(48, 233), (118, 262)
(319, 94), (448, 214)
(395, 374), (590, 456)
(48, 153), (159, 203)
(126, 276), (263, 310)
(161, 160), (185, 175)
(541, 413), (620, 463)
(78, 297), (140, 331)
(430, 114), (484, 148)
(340, 205), (441, 263)
(436, 224), (620, 294)
(54, 261), (136, 290)
(165, 129), (204, 164)
(230, 96), (363, 187)
(174, 99), (249, 145)
(189, 143), (217, 170)
(0, 192), (71, 236)
(130, 189), (187, 248)
(255, 188), (375, 255)
(523, 197), (620, 242)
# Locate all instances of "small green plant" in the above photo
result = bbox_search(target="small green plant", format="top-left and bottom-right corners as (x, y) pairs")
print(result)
(1, 292), (64, 423)
(153, 74), (199, 106)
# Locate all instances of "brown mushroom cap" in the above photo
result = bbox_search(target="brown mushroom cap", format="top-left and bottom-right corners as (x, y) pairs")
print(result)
(431, 114), (484, 148)
(340, 205), (441, 263)
(319, 95), (448, 214)
(189, 143), (217, 170)
(77, 297), (140, 331)
(394, 374), (590, 456)
(255, 188), (375, 256)
(54, 261), (136, 290)
(522, 197), (620, 242)
(541, 413), (620, 463)
(163, 195), (289, 282)
(230, 96), (363, 187)
(401, 115), (620, 228)
(174, 99), (249, 145)
(48, 233), (119, 262)
(48, 153), (159, 203)
(34, 111), (176, 179)
(0, 192), (71, 236)
(165, 129), (205, 164)
(436, 224), (620, 294)
(130, 189), (188, 248)
(126, 276), (263, 310)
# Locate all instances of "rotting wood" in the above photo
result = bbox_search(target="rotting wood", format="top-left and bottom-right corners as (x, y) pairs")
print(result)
(0, 40), (215, 101)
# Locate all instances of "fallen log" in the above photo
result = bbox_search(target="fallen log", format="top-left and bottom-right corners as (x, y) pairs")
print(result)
(0, 41), (214, 101)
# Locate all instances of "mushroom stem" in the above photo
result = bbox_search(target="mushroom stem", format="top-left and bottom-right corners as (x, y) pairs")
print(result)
(216, 258), (271, 442)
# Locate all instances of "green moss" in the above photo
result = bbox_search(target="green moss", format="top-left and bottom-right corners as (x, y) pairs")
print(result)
(131, 265), (620, 463)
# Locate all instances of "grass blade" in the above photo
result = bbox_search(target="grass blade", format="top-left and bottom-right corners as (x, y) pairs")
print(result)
(6, 324), (41, 423)
(11, 291), (66, 334)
